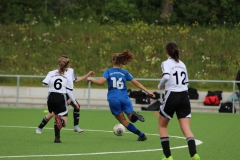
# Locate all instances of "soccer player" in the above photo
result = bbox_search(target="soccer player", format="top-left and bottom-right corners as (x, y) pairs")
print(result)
(36, 55), (94, 134)
(87, 49), (155, 141)
(157, 42), (200, 160)
(42, 56), (79, 143)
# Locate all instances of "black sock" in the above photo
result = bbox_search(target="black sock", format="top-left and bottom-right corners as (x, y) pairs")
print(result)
(38, 117), (49, 129)
(160, 137), (171, 158)
(54, 123), (60, 139)
(70, 100), (80, 126)
(187, 137), (197, 157)
(73, 108), (80, 126)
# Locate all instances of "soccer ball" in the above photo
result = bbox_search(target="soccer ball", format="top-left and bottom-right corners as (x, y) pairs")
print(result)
(113, 124), (125, 136)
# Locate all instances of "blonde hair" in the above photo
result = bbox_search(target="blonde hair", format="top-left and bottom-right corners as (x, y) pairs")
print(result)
(57, 56), (69, 75)
(112, 49), (134, 66)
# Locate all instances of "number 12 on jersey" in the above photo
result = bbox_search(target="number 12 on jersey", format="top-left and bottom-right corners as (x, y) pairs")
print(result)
(173, 71), (187, 85)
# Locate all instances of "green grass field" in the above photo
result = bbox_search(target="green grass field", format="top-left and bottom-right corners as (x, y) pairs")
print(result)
(0, 107), (240, 160)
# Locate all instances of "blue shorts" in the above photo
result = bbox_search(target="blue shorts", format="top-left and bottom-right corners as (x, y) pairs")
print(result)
(107, 96), (133, 116)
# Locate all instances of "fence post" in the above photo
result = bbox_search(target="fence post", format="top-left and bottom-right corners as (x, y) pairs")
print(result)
(16, 76), (20, 107)
(87, 81), (91, 109)
(232, 81), (236, 113)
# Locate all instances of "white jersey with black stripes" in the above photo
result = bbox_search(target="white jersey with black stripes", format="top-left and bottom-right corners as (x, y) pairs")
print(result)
(42, 69), (77, 104)
(159, 58), (189, 92)
(65, 68), (77, 83)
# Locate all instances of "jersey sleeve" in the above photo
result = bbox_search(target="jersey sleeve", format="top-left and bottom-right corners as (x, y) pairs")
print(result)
(157, 61), (170, 90)
(161, 61), (170, 77)
(42, 72), (51, 86)
(66, 78), (74, 91)
(102, 70), (109, 79)
(72, 69), (77, 82)
(125, 71), (134, 81)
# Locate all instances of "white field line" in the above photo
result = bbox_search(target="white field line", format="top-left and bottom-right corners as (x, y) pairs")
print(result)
(0, 125), (203, 159)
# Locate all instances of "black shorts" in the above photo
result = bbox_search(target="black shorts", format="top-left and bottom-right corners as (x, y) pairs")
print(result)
(47, 92), (68, 116)
(159, 91), (191, 119)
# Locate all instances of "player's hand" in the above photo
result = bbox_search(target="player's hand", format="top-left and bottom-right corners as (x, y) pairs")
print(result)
(75, 103), (80, 109)
(88, 71), (94, 76)
(148, 92), (156, 98)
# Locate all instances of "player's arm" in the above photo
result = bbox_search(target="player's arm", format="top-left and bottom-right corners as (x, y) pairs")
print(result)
(158, 62), (170, 90)
(131, 79), (155, 98)
(66, 79), (79, 109)
(87, 77), (106, 85)
(158, 74), (169, 89)
(74, 71), (94, 82)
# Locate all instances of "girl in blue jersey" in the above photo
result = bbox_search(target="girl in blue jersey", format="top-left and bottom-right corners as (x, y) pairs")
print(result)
(87, 49), (155, 141)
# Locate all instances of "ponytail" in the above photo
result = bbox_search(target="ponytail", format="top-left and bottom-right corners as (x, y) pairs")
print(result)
(166, 42), (179, 62)
(112, 49), (134, 66)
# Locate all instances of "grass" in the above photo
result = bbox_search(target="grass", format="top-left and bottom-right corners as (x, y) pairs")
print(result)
(0, 107), (240, 159)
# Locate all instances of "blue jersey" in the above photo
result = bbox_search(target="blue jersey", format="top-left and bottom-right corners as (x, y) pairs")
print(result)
(103, 68), (134, 115)
(103, 68), (133, 97)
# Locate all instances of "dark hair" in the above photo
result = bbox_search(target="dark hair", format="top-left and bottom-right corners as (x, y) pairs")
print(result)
(112, 49), (134, 66)
(61, 55), (69, 59)
(57, 57), (69, 75)
(166, 42), (179, 62)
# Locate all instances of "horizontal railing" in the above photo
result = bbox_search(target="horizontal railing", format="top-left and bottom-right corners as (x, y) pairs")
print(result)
(0, 74), (239, 113)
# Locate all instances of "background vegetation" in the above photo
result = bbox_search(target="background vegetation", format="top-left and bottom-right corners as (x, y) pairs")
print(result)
(0, 0), (240, 90)
(1, 0), (240, 25)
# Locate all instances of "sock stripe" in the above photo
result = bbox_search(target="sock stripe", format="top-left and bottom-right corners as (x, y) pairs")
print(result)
(160, 137), (169, 142)
(187, 137), (195, 141)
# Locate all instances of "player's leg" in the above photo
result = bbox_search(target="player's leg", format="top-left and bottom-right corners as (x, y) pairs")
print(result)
(36, 112), (54, 134)
(158, 91), (177, 160)
(110, 97), (147, 141)
(158, 115), (172, 160)
(68, 96), (83, 133)
(179, 118), (200, 160)
(52, 93), (68, 143)
(115, 113), (147, 141)
(124, 97), (145, 122)
(130, 111), (145, 122)
(177, 91), (200, 160)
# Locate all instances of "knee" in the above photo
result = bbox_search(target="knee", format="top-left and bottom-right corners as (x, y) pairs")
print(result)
(46, 113), (54, 120)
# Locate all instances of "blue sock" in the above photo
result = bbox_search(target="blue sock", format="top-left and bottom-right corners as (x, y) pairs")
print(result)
(126, 123), (143, 136)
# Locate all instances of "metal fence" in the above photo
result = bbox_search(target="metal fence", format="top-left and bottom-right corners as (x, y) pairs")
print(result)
(0, 74), (239, 113)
